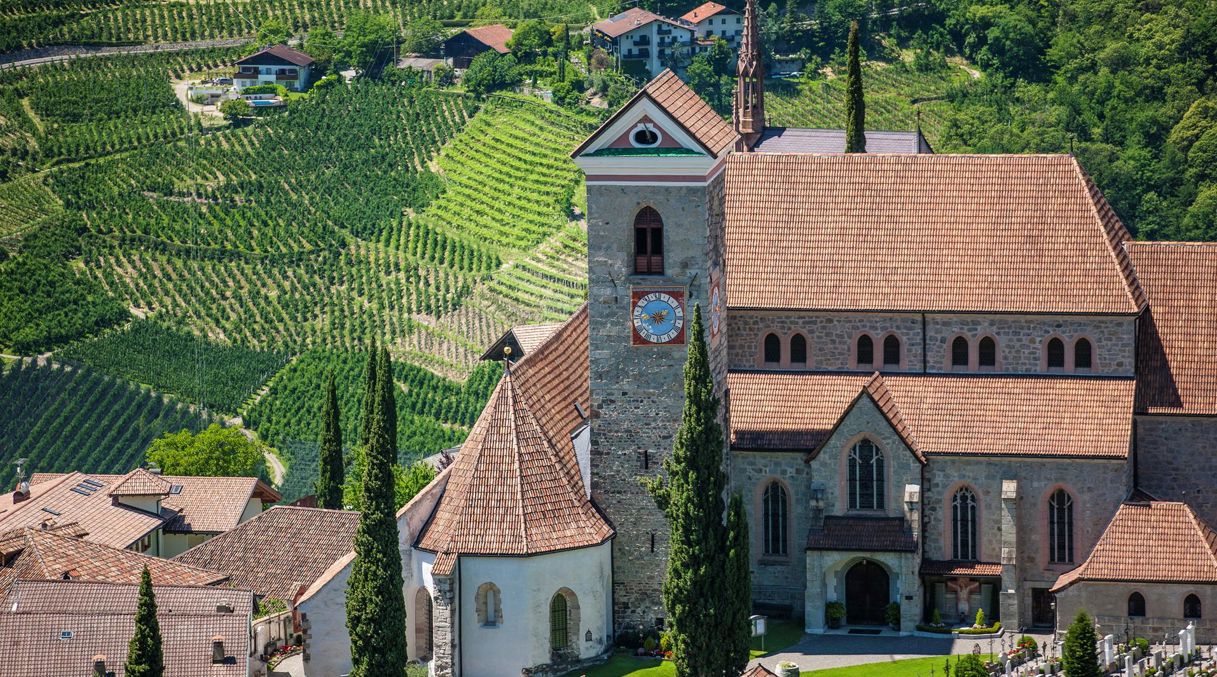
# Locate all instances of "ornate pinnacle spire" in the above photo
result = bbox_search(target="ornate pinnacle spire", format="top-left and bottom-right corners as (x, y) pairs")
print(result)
(734, 0), (765, 146)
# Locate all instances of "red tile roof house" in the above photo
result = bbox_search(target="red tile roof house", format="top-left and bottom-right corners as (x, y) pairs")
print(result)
(443, 24), (513, 69)
(2, 468), (280, 558)
(680, 1), (743, 47)
(233, 44), (315, 92)
(591, 7), (696, 78)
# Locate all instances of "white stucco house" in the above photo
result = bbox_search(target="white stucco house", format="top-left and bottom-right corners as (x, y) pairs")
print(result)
(680, 1), (743, 46)
(233, 45), (315, 91)
(592, 7), (695, 77)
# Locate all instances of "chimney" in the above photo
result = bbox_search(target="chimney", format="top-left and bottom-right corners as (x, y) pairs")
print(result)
(211, 635), (225, 663)
(12, 457), (29, 503)
(92, 654), (106, 676)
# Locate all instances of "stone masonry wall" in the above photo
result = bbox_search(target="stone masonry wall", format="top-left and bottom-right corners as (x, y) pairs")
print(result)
(1136, 415), (1217, 527)
(728, 312), (922, 371)
(924, 315), (1134, 375)
(731, 450), (809, 617)
(1056, 581), (1217, 643)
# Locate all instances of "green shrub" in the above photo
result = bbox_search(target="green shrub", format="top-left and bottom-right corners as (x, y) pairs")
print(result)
(957, 621), (1001, 635)
(974, 607), (986, 628)
(885, 602), (901, 629)
(825, 602), (846, 621)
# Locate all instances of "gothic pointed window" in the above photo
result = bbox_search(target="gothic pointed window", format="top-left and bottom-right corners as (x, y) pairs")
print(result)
(633, 207), (664, 275)
(883, 335), (901, 368)
(978, 337), (996, 369)
(1128, 592), (1146, 617)
(763, 333), (781, 365)
(550, 593), (569, 651)
(762, 481), (788, 556)
(1049, 489), (1074, 564)
(1185, 594), (1202, 619)
(952, 487), (978, 561)
(1074, 338), (1093, 371)
(848, 440), (885, 511)
(1046, 338), (1065, 371)
(790, 334), (807, 366)
(951, 336), (969, 369)
(856, 335), (874, 368)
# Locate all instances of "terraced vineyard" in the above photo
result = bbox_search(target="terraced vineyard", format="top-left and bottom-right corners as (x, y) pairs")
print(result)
(0, 360), (214, 487)
(766, 60), (974, 148)
(0, 173), (60, 238)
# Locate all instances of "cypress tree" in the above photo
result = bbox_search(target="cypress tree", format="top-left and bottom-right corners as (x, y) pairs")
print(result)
(346, 346), (408, 676)
(125, 567), (164, 677)
(845, 20), (866, 153)
(724, 492), (752, 676)
(378, 347), (398, 461)
(360, 338), (378, 447)
(316, 371), (344, 509)
(1061, 611), (1101, 677)
(643, 304), (730, 677)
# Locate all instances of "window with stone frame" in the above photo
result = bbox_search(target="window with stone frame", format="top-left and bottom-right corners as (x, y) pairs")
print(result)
(1046, 338), (1066, 370)
(951, 336), (969, 369)
(1074, 338), (1093, 371)
(978, 336), (997, 370)
(952, 487), (978, 561)
(633, 207), (664, 275)
(856, 335), (874, 368)
(883, 335), (901, 367)
(1186, 594), (1202, 619)
(1128, 591), (1146, 617)
(475, 582), (502, 626)
(763, 333), (781, 365)
(550, 593), (569, 651)
(1049, 489), (1074, 564)
(790, 334), (808, 366)
(848, 440), (885, 511)
(762, 481), (788, 557)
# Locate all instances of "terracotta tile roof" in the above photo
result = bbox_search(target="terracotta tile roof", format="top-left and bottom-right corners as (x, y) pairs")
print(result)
(751, 127), (932, 154)
(108, 468), (170, 496)
(643, 69), (738, 156)
(920, 560), (1003, 577)
(1127, 242), (1217, 415)
(680, 1), (734, 23)
(458, 24), (513, 53)
(741, 665), (779, 677)
(807, 516), (916, 552)
(0, 473), (163, 549)
(1052, 501), (1217, 592)
(593, 8), (687, 39)
(0, 527), (227, 593)
(724, 154), (1145, 314)
(174, 506), (359, 603)
(33, 472), (280, 534)
(417, 306), (613, 558)
(727, 371), (1135, 458)
(0, 580), (251, 677)
(236, 44), (315, 66)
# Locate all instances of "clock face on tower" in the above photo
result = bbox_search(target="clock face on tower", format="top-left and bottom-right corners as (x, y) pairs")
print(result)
(631, 290), (686, 345)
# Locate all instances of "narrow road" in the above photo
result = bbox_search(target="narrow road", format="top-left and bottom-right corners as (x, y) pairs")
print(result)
(264, 450), (286, 486)
(0, 37), (250, 70)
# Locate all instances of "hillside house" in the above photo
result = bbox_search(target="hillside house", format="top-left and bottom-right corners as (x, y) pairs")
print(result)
(443, 24), (513, 69)
(680, 1), (743, 46)
(592, 8), (695, 77)
(234, 45), (315, 91)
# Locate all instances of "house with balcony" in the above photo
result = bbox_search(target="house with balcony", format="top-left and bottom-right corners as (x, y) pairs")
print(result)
(680, 1), (743, 47)
(233, 45), (315, 91)
(591, 8), (695, 77)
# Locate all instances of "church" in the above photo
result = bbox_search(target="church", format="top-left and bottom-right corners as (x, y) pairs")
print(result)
(396, 1), (1217, 674)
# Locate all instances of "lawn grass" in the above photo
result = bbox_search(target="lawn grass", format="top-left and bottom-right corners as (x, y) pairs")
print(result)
(568, 619), (807, 676)
(802, 654), (996, 676)
(751, 618), (806, 658)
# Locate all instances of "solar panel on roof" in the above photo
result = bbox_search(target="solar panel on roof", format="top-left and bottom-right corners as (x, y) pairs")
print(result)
(74, 482), (96, 494)
(81, 478), (103, 488)
(69, 487), (92, 496)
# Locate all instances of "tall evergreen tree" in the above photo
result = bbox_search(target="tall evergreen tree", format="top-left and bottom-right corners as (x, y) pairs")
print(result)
(316, 371), (344, 509)
(346, 347), (408, 676)
(125, 567), (164, 677)
(643, 305), (731, 677)
(1061, 611), (1101, 677)
(378, 347), (397, 461)
(360, 339), (378, 447)
(724, 492), (752, 676)
(845, 20), (866, 153)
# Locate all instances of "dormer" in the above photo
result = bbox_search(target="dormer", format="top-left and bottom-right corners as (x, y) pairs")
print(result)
(108, 468), (170, 515)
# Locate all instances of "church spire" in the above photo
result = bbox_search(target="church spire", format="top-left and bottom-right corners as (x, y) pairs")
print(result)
(734, 0), (766, 148)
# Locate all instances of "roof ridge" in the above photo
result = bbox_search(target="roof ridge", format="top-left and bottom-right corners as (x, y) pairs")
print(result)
(1182, 503), (1217, 574)
(862, 372), (922, 461)
(504, 370), (530, 555)
(1069, 156), (1146, 312)
(32, 528), (228, 581)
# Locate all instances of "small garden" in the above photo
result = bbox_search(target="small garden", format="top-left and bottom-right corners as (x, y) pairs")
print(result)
(915, 608), (1002, 636)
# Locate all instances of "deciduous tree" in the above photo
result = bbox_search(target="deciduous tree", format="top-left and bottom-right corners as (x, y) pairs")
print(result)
(146, 423), (269, 478)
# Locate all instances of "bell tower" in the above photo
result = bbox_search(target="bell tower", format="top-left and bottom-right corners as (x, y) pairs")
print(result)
(571, 71), (736, 632)
(734, 0), (766, 148)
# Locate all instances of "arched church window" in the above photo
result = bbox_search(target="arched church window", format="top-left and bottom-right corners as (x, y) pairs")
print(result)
(1046, 338), (1065, 371)
(633, 207), (664, 275)
(1074, 338), (1093, 371)
(883, 335), (901, 367)
(856, 335), (874, 368)
(1128, 592), (1146, 617)
(952, 487), (978, 561)
(978, 337), (996, 369)
(475, 582), (501, 626)
(790, 334), (807, 366)
(762, 481), (788, 556)
(1186, 594), (1202, 619)
(848, 440), (885, 511)
(1049, 489), (1074, 564)
(951, 336), (969, 369)
(763, 333), (780, 365)
(550, 593), (569, 651)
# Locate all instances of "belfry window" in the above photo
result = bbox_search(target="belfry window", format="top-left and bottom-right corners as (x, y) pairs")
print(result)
(633, 207), (664, 275)
(848, 440), (885, 511)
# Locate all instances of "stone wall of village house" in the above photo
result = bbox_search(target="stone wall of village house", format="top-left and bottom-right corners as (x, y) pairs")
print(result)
(920, 455), (1131, 626)
(1055, 581), (1217, 644)
(726, 311), (1135, 375)
(586, 175), (728, 633)
(1136, 415), (1217, 528)
(731, 450), (810, 618)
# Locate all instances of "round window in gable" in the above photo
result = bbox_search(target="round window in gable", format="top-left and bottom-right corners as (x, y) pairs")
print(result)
(630, 124), (661, 148)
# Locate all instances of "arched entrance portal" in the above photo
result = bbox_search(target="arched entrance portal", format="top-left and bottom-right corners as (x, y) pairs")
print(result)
(845, 560), (890, 625)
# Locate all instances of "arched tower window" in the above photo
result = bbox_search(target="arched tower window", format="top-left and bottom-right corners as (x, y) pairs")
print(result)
(1185, 594), (1202, 619)
(978, 337), (996, 369)
(952, 487), (978, 561)
(763, 333), (780, 365)
(1046, 338), (1065, 371)
(1049, 489), (1074, 564)
(951, 337), (969, 369)
(790, 334), (808, 366)
(549, 593), (569, 651)
(883, 335), (901, 368)
(848, 440), (885, 511)
(1074, 338), (1093, 371)
(633, 207), (664, 275)
(762, 481), (788, 556)
(856, 335), (874, 368)
(1128, 592), (1146, 617)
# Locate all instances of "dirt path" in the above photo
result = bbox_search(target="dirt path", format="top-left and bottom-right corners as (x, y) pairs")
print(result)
(264, 449), (286, 486)
(0, 37), (250, 70)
